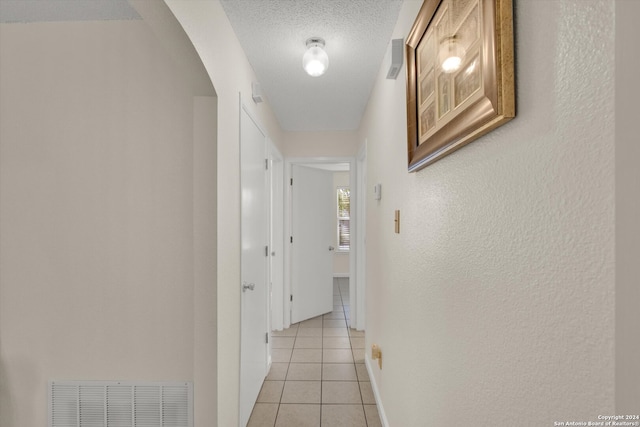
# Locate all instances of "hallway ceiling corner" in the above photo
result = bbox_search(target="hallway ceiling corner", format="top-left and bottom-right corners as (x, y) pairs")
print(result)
(220, 0), (404, 132)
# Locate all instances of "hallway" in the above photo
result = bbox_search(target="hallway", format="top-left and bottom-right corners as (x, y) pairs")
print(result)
(247, 278), (380, 427)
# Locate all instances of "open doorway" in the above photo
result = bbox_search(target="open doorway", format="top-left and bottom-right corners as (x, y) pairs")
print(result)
(276, 157), (362, 332)
(289, 164), (336, 323)
(248, 155), (369, 425)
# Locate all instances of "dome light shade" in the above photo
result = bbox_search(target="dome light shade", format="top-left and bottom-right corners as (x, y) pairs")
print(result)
(439, 36), (465, 73)
(303, 38), (329, 77)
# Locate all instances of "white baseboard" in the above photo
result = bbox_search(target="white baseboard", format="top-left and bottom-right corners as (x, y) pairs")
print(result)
(365, 356), (389, 427)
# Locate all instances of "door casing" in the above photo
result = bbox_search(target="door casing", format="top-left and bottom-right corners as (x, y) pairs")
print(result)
(281, 157), (361, 330)
(239, 102), (269, 427)
(269, 144), (285, 332)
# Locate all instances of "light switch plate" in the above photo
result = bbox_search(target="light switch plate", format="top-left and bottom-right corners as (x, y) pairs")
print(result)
(374, 183), (382, 200)
(372, 344), (382, 369)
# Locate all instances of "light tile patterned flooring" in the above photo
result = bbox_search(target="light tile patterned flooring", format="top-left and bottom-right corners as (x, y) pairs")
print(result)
(248, 278), (381, 427)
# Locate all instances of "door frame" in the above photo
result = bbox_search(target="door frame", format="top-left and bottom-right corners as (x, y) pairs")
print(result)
(282, 157), (361, 330)
(239, 99), (270, 427)
(268, 143), (285, 333)
(354, 142), (367, 331)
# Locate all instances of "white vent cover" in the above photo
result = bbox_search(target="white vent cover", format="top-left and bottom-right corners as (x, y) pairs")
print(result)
(49, 381), (193, 427)
(386, 38), (404, 80)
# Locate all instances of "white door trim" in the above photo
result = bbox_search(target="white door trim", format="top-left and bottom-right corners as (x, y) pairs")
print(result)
(239, 98), (270, 427)
(283, 156), (358, 329)
(269, 143), (285, 332)
(355, 142), (367, 331)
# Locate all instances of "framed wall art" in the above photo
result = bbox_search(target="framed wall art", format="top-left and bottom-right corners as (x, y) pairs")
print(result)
(405, 0), (515, 172)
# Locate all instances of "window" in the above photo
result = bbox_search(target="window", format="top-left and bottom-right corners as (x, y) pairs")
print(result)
(337, 187), (350, 251)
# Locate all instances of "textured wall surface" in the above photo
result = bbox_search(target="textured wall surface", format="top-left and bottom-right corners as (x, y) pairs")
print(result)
(615, 0), (640, 414)
(359, 0), (616, 425)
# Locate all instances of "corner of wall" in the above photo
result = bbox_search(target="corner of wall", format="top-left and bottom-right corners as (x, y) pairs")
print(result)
(614, 0), (640, 413)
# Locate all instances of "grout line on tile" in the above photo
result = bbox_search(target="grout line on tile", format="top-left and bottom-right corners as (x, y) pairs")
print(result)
(253, 278), (377, 426)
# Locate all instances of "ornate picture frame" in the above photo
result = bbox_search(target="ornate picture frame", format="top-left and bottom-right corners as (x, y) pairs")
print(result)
(406, 0), (515, 172)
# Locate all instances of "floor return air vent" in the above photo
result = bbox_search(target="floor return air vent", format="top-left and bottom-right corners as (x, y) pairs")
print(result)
(49, 381), (193, 427)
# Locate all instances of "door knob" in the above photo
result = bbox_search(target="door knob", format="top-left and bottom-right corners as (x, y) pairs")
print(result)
(328, 246), (335, 251)
(242, 282), (256, 292)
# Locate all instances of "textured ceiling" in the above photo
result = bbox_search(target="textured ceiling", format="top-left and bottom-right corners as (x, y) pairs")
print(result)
(0, 0), (141, 23)
(220, 0), (403, 132)
(1, 0), (403, 132)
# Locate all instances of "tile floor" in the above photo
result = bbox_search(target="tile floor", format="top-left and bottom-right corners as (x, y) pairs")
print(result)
(247, 278), (381, 427)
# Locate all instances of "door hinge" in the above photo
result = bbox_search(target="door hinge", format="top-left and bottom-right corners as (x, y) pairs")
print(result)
(265, 245), (269, 256)
(265, 332), (269, 344)
(290, 178), (293, 186)
(290, 295), (293, 302)
(265, 159), (269, 170)
(290, 236), (293, 243)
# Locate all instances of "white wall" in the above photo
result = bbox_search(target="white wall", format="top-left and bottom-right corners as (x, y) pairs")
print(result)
(162, 2), (285, 425)
(284, 130), (358, 158)
(284, 130), (358, 278)
(359, 0), (618, 424)
(333, 171), (350, 276)
(0, 11), (217, 427)
(193, 96), (218, 426)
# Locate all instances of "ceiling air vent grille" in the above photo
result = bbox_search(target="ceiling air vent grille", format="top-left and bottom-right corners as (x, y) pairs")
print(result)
(49, 381), (193, 427)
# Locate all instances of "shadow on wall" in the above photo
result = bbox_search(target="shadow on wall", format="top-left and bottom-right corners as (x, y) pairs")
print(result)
(7, 354), (46, 425)
(0, 352), (43, 427)
(0, 352), (39, 425)
(0, 357), (12, 425)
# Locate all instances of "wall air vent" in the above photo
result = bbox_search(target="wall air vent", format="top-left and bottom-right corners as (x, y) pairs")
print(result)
(386, 38), (404, 79)
(49, 381), (193, 427)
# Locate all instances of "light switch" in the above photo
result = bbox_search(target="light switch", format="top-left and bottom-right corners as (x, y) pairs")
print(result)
(373, 183), (382, 200)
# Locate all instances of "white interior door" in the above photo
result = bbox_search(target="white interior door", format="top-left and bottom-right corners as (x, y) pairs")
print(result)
(240, 106), (268, 427)
(291, 165), (334, 323)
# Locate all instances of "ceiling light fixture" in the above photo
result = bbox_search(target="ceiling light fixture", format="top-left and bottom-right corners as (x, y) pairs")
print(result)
(439, 36), (466, 73)
(303, 37), (329, 77)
